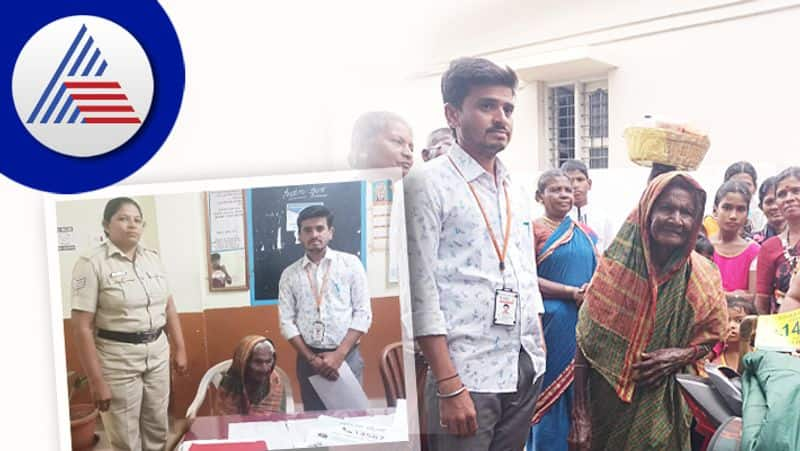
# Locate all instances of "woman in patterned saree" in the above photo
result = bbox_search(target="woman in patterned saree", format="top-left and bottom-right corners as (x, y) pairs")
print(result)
(527, 169), (598, 451)
(568, 172), (728, 451)
(217, 335), (285, 415)
(755, 167), (800, 314)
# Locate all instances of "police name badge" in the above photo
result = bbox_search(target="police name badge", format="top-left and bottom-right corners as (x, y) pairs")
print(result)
(494, 288), (519, 326)
(311, 321), (325, 343)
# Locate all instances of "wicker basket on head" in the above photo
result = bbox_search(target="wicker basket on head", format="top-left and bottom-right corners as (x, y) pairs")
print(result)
(624, 126), (710, 171)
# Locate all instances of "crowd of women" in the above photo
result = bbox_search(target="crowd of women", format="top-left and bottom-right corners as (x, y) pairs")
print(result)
(525, 161), (800, 451)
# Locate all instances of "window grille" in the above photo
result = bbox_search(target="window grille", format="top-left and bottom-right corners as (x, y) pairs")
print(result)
(547, 81), (608, 169)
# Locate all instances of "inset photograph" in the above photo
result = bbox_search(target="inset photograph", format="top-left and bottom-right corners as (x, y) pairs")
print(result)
(45, 169), (417, 451)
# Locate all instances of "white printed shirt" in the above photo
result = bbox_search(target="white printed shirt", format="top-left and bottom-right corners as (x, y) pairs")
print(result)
(278, 248), (372, 349)
(405, 144), (546, 393)
(568, 203), (618, 252)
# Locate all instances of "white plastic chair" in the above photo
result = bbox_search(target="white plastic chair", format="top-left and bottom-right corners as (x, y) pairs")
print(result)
(185, 359), (295, 418)
(185, 359), (231, 419)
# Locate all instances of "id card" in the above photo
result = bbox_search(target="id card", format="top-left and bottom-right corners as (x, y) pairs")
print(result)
(311, 321), (325, 344)
(493, 288), (519, 326)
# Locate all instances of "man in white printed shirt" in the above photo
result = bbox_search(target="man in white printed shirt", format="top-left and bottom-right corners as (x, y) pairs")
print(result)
(405, 57), (547, 450)
(278, 205), (371, 411)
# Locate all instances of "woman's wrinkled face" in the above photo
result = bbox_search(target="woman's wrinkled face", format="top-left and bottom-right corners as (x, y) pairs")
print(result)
(649, 186), (697, 250)
(246, 345), (275, 384)
(539, 175), (574, 219)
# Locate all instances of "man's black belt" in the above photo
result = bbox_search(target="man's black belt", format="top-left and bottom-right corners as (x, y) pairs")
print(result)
(97, 327), (163, 344)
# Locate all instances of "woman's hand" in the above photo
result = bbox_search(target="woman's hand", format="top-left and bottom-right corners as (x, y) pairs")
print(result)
(572, 283), (589, 305)
(90, 378), (112, 412)
(567, 403), (592, 451)
(632, 347), (694, 387)
(172, 347), (189, 376)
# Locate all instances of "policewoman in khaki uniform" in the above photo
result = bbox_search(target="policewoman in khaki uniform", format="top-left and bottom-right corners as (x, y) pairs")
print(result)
(71, 197), (188, 451)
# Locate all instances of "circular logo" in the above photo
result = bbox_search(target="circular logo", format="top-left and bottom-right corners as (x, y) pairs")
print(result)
(12, 15), (153, 158)
(0, 0), (184, 194)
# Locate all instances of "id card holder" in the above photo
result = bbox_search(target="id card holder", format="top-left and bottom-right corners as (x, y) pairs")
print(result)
(311, 321), (325, 344)
(493, 288), (519, 326)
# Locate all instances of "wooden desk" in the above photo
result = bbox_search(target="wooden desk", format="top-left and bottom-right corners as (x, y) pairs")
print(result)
(182, 408), (414, 451)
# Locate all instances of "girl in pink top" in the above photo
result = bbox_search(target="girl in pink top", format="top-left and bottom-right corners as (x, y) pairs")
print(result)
(710, 180), (761, 292)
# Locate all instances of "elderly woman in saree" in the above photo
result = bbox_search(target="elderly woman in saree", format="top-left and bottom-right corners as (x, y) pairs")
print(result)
(568, 172), (728, 451)
(216, 335), (285, 415)
(526, 169), (598, 451)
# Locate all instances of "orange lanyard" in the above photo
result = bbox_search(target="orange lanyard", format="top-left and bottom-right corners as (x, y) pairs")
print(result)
(448, 156), (512, 272)
(305, 260), (331, 309)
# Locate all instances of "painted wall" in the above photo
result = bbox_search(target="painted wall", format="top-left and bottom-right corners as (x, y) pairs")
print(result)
(400, 1), (800, 179)
(57, 184), (400, 316)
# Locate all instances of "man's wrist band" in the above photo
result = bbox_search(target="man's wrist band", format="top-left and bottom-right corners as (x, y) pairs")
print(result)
(436, 384), (467, 399)
(436, 373), (459, 385)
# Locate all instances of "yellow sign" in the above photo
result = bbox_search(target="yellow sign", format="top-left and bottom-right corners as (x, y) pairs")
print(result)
(755, 310), (800, 352)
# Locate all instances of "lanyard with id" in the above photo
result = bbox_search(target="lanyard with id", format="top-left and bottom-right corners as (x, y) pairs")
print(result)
(306, 261), (331, 344)
(448, 156), (519, 327)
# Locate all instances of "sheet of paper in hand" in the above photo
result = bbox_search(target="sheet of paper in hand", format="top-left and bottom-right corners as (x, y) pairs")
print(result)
(308, 362), (369, 410)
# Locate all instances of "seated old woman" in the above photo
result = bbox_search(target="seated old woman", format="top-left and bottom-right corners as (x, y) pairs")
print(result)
(217, 335), (286, 414)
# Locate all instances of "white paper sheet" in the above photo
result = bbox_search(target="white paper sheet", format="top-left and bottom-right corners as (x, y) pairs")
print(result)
(227, 421), (295, 450)
(308, 362), (369, 410)
(303, 415), (389, 447)
(283, 418), (319, 448)
(388, 399), (409, 442)
(189, 407), (407, 450)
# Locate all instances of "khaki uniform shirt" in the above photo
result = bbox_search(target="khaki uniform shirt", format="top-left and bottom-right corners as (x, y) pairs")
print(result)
(71, 241), (171, 333)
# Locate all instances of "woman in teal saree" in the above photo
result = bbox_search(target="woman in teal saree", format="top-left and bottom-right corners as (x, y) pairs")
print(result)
(528, 169), (599, 451)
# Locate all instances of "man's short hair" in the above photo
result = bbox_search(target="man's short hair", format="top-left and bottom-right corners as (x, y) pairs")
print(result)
(210, 253), (221, 261)
(297, 205), (334, 229)
(441, 57), (518, 108)
(560, 159), (589, 178)
(348, 111), (409, 168)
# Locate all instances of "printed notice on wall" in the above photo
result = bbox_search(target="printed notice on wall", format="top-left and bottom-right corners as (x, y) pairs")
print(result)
(208, 190), (246, 252)
(58, 226), (76, 251)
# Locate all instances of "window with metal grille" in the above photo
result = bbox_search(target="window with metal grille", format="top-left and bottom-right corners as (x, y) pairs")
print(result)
(548, 86), (575, 168)
(547, 80), (608, 169)
(587, 87), (608, 169)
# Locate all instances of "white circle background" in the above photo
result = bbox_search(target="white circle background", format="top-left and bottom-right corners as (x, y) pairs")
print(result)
(12, 15), (153, 158)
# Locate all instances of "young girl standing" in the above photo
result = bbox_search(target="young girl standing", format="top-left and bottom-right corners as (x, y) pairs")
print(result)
(710, 180), (761, 293)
